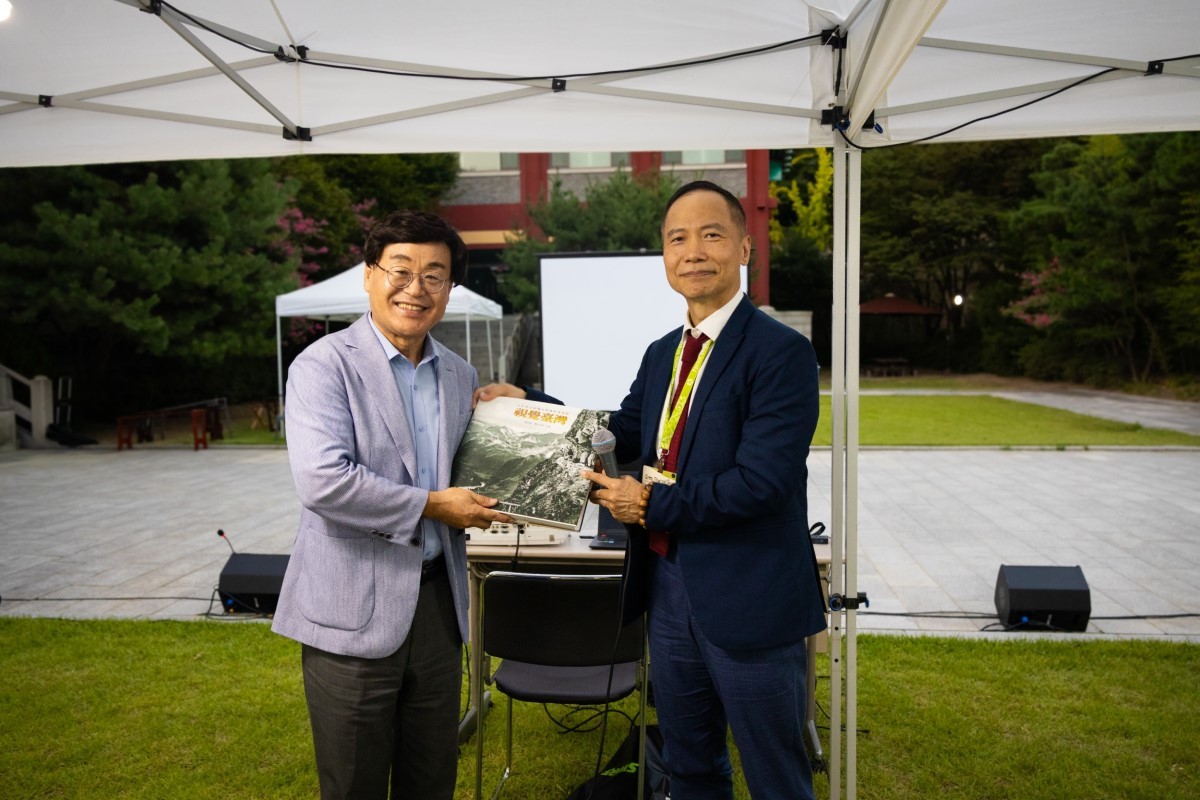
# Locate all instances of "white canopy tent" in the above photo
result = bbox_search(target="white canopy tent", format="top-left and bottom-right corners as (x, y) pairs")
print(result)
(4, 2), (1199, 795)
(274, 265), (504, 404)
(2, 1), (1198, 161)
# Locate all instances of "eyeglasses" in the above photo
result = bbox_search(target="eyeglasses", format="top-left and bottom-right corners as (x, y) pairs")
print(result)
(371, 264), (451, 294)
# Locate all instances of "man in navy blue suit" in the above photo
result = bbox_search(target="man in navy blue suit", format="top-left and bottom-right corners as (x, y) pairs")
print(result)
(588, 180), (824, 800)
(479, 180), (824, 799)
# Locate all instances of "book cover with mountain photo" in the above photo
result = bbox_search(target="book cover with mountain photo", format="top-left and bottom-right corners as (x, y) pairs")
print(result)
(451, 397), (611, 531)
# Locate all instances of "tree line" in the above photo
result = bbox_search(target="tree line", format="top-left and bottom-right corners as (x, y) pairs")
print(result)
(509, 133), (1200, 393)
(2, 134), (1196, 427)
(776, 133), (1200, 390)
(0, 155), (457, 420)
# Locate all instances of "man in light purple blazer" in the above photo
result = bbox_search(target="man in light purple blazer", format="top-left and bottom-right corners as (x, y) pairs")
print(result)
(272, 210), (510, 799)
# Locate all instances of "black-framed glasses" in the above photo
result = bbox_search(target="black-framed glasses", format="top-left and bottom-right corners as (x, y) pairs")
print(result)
(371, 264), (452, 294)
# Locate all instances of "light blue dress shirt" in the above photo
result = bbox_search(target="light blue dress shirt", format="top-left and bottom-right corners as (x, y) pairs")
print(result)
(370, 318), (444, 561)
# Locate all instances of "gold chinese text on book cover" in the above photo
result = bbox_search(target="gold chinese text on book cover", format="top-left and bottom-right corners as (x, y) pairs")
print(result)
(451, 397), (611, 531)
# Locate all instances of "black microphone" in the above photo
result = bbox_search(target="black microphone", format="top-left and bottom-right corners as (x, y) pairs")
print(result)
(217, 529), (236, 554)
(591, 429), (620, 479)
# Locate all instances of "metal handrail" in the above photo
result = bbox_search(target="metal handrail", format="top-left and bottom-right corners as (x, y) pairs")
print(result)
(1, 363), (35, 420)
(1, 362), (54, 447)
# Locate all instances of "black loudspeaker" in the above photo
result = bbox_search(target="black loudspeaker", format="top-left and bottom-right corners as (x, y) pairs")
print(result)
(218, 553), (290, 614)
(995, 565), (1091, 631)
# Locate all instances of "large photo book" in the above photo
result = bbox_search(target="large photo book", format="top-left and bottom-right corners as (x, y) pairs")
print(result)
(451, 397), (611, 531)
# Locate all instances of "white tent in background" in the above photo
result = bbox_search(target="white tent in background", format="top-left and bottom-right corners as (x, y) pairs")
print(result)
(4, 2), (1199, 795)
(274, 264), (504, 404)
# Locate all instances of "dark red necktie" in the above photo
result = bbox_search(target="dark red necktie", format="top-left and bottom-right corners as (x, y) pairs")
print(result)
(649, 332), (708, 556)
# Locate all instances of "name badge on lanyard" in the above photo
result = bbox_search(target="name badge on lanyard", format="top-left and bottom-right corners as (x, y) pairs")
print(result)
(656, 336), (713, 477)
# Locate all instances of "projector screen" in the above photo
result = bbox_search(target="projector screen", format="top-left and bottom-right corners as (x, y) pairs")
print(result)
(539, 252), (747, 410)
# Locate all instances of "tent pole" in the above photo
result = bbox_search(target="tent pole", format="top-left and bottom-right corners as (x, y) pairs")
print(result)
(486, 319), (495, 382)
(499, 316), (507, 384)
(829, 132), (863, 800)
(845, 144), (862, 800)
(829, 138), (847, 800)
(275, 313), (284, 413)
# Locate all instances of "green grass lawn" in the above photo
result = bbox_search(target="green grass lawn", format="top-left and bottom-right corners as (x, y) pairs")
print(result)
(213, 427), (287, 446)
(812, 395), (1200, 447)
(176, 396), (1200, 449)
(83, 381), (1200, 449)
(3, 618), (1197, 799)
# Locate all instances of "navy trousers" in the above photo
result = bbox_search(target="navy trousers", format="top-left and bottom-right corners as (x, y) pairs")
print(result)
(648, 555), (815, 800)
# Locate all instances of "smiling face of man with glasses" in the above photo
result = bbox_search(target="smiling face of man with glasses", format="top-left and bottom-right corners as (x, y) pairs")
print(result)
(364, 241), (453, 364)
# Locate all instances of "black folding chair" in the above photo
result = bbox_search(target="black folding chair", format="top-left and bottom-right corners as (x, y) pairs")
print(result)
(475, 571), (648, 800)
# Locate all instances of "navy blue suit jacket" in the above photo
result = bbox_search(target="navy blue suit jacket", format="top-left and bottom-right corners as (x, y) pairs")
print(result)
(609, 295), (825, 651)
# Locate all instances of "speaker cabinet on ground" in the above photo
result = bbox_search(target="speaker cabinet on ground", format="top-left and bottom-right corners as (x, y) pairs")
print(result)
(218, 553), (289, 614)
(994, 564), (1091, 632)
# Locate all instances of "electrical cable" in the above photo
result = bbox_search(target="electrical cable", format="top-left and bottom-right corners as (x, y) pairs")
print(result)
(202, 586), (272, 619)
(816, 723), (871, 736)
(6, 599), (1191, 622)
(822, 20), (1200, 152)
(460, 643), (474, 727)
(857, 610), (1200, 621)
(1159, 53), (1200, 64)
(543, 703), (635, 734)
(139, 2), (1200, 160)
(584, 584), (636, 800)
(1, 591), (270, 622)
(979, 619), (1071, 633)
(832, 33), (845, 98)
(158, 1), (278, 56)
(509, 526), (521, 571)
(297, 37), (822, 83)
(837, 66), (1119, 150)
(2, 595), (212, 603)
(581, 558), (647, 800)
(860, 610), (1002, 619)
(1091, 613), (1200, 620)
(160, 1), (820, 84)
(159, 0), (1196, 159)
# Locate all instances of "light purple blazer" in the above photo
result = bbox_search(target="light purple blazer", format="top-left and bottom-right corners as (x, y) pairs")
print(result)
(272, 314), (477, 658)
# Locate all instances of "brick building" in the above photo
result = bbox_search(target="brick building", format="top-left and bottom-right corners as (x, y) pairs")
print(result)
(438, 150), (774, 311)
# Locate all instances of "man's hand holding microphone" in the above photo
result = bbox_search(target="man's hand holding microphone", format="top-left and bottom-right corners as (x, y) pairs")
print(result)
(581, 429), (647, 526)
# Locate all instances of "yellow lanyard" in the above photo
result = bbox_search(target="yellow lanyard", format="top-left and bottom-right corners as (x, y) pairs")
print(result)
(658, 334), (713, 467)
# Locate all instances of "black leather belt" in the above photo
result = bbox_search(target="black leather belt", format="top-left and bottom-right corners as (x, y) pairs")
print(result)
(420, 554), (446, 584)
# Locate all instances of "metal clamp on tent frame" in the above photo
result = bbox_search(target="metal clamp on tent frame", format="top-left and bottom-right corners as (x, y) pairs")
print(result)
(275, 45), (310, 63)
(821, 106), (849, 130)
(821, 29), (846, 50)
(821, 106), (876, 132)
(829, 592), (870, 612)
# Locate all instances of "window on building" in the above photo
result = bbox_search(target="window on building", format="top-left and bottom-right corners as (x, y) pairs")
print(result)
(462, 150), (745, 172)
(570, 152), (610, 168)
(458, 152), (520, 171)
(548, 152), (632, 169)
(661, 150), (745, 165)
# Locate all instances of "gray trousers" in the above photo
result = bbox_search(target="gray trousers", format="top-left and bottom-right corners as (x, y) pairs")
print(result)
(301, 564), (462, 800)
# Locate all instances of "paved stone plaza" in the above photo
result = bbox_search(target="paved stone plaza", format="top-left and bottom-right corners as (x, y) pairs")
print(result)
(2, 429), (1197, 640)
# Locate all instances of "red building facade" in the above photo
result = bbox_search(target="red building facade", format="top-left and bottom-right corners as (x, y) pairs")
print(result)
(439, 150), (775, 308)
